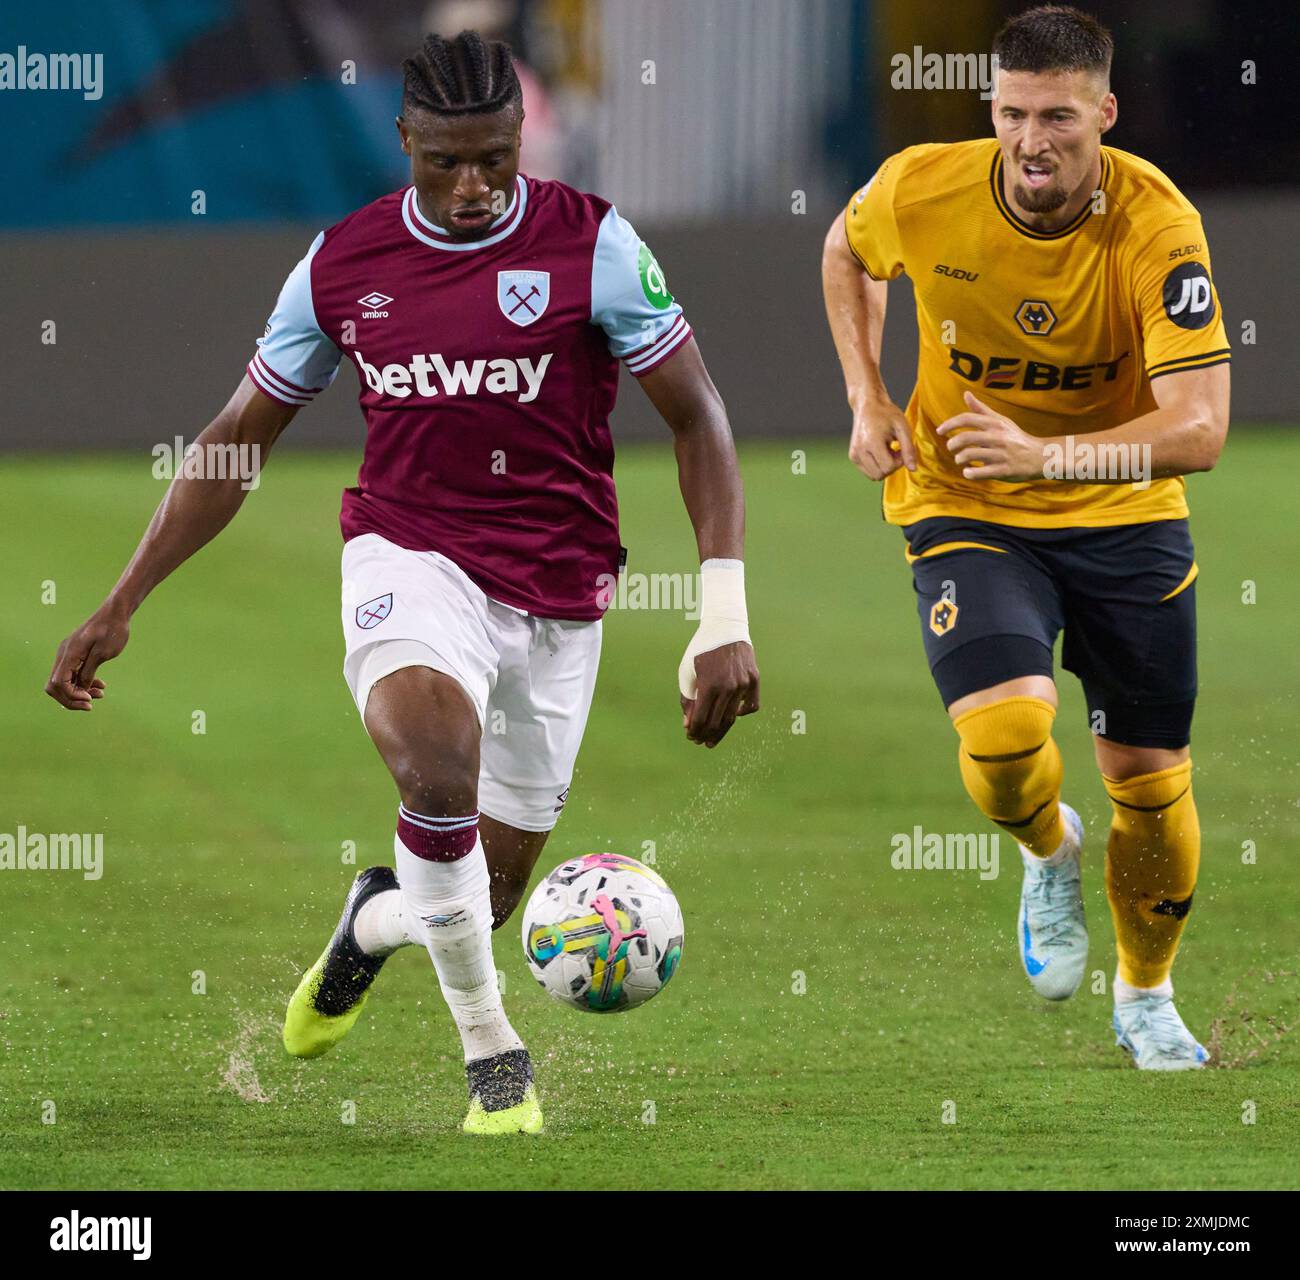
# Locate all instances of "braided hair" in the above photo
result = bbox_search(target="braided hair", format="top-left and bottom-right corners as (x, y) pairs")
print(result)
(402, 30), (523, 117)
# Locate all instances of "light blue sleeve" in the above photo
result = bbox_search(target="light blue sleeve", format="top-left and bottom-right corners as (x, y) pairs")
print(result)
(590, 207), (692, 376)
(247, 231), (342, 405)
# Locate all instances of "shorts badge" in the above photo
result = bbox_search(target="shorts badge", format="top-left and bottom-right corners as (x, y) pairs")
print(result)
(929, 599), (959, 636)
(356, 593), (393, 629)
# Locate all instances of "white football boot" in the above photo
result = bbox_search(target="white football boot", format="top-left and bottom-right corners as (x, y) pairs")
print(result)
(1017, 802), (1088, 1000)
(1113, 983), (1209, 1071)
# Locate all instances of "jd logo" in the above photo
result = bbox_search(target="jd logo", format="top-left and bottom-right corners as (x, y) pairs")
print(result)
(1015, 299), (1057, 336)
(929, 599), (959, 636)
(1163, 262), (1214, 330)
(638, 243), (673, 309)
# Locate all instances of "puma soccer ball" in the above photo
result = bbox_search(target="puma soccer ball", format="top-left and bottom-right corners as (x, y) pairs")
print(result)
(521, 853), (684, 1012)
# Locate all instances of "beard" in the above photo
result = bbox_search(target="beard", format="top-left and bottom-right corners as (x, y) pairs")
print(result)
(1011, 178), (1070, 214)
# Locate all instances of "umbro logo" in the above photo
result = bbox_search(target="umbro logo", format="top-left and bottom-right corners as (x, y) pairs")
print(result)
(358, 291), (393, 318)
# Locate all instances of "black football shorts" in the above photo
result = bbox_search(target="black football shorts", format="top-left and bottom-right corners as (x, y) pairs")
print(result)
(903, 515), (1198, 748)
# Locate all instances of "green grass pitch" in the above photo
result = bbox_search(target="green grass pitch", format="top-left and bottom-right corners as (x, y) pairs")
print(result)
(1, 433), (1297, 1190)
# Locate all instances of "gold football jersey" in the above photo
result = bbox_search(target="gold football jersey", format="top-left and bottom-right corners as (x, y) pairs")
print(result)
(843, 139), (1230, 527)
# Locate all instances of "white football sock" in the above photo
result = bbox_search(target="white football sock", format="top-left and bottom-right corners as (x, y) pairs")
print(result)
(353, 888), (414, 957)
(1022, 809), (1077, 868)
(1114, 973), (1174, 1003)
(395, 830), (524, 1063)
(1024, 842), (1072, 869)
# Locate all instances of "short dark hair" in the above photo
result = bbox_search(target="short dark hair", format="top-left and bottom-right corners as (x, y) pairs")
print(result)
(401, 30), (522, 117)
(992, 5), (1113, 82)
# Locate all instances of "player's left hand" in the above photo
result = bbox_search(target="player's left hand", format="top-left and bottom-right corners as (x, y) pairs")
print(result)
(937, 391), (1047, 481)
(679, 641), (760, 749)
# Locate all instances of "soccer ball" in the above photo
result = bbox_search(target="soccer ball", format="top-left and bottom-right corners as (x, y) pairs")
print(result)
(521, 852), (684, 1013)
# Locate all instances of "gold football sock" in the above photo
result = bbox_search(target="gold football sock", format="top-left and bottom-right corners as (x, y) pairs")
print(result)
(1103, 761), (1199, 990)
(953, 696), (1065, 856)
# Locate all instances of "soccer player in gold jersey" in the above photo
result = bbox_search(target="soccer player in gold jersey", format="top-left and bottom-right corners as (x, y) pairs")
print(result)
(822, 5), (1230, 1069)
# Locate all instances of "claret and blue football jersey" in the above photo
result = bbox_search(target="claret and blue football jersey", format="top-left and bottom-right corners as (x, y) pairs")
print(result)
(249, 174), (693, 620)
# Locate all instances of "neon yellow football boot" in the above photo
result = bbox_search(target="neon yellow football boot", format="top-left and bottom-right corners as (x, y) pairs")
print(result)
(462, 1048), (543, 1135)
(283, 867), (397, 1058)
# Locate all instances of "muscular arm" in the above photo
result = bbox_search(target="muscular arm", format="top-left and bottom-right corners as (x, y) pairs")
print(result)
(637, 338), (743, 560)
(822, 216), (890, 408)
(637, 340), (760, 746)
(1063, 363), (1229, 478)
(45, 378), (298, 709)
(821, 216), (917, 478)
(940, 363), (1230, 482)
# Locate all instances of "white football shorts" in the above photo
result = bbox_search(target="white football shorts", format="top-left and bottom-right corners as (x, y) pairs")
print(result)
(341, 533), (601, 832)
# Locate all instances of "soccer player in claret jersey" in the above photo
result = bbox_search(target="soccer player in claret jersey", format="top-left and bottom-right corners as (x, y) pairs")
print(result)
(823, 6), (1230, 1069)
(45, 31), (760, 1133)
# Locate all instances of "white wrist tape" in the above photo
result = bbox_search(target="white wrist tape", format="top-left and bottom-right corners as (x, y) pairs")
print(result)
(678, 559), (751, 699)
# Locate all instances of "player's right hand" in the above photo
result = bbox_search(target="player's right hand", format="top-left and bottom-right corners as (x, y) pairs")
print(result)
(45, 604), (130, 711)
(848, 398), (917, 480)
